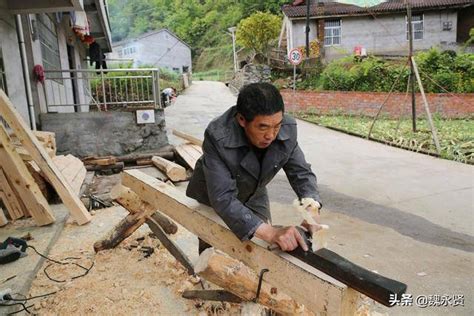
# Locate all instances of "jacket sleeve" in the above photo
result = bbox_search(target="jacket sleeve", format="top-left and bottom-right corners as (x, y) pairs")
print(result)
(201, 132), (263, 241)
(283, 142), (322, 205)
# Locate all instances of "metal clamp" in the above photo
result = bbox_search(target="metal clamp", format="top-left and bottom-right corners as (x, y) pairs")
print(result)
(253, 268), (269, 302)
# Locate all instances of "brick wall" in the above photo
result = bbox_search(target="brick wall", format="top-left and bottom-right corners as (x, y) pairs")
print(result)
(281, 90), (474, 118)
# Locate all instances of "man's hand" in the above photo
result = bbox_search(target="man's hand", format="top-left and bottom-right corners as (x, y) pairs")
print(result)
(255, 223), (308, 252)
(301, 219), (324, 234)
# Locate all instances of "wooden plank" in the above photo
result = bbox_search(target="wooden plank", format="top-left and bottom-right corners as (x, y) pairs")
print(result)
(195, 248), (313, 315)
(0, 168), (25, 219)
(174, 144), (202, 170)
(122, 170), (358, 315)
(0, 128), (55, 226)
(32, 130), (56, 155)
(172, 129), (203, 146)
(151, 156), (187, 182)
(125, 166), (168, 182)
(26, 162), (53, 202)
(0, 207), (7, 227)
(0, 90), (91, 225)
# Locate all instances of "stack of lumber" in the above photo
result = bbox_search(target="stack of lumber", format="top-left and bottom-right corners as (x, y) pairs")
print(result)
(172, 129), (203, 170)
(0, 90), (91, 226)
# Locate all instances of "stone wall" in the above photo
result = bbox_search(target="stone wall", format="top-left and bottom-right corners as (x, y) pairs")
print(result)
(281, 90), (474, 118)
(40, 110), (168, 157)
(228, 63), (272, 92)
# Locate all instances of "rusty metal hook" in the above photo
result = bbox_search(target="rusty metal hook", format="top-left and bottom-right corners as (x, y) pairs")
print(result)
(253, 268), (269, 302)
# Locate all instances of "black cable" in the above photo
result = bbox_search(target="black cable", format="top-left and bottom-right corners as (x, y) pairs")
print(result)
(8, 304), (34, 315)
(27, 245), (95, 283)
(0, 302), (31, 314)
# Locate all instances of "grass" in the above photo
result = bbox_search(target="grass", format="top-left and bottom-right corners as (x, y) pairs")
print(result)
(192, 69), (234, 82)
(292, 110), (474, 164)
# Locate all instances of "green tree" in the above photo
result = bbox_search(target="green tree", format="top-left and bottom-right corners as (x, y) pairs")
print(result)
(236, 11), (281, 58)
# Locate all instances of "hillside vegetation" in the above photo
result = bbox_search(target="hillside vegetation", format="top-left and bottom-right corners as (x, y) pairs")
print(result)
(107, 0), (287, 71)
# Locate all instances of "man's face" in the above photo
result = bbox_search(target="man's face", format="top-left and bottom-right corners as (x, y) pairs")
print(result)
(237, 111), (283, 149)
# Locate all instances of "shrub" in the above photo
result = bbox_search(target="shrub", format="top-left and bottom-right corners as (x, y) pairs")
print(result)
(318, 48), (473, 93)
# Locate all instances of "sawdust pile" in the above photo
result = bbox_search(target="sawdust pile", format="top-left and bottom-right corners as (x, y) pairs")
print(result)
(28, 233), (240, 315)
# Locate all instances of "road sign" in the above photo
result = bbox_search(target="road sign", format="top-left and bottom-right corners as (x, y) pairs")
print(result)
(288, 48), (303, 65)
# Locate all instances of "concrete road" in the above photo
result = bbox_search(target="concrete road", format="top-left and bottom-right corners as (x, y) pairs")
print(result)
(165, 81), (474, 315)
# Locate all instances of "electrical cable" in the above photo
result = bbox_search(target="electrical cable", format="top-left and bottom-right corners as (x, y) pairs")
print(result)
(0, 245), (94, 315)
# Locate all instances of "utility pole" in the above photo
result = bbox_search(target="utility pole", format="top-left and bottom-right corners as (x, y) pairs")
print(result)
(305, 0), (311, 58)
(228, 27), (237, 73)
(406, 2), (417, 132)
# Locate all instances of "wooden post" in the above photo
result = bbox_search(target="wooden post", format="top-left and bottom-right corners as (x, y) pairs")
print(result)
(195, 248), (314, 316)
(411, 57), (442, 154)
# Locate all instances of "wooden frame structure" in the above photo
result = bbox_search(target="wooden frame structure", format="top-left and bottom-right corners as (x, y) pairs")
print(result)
(122, 169), (359, 314)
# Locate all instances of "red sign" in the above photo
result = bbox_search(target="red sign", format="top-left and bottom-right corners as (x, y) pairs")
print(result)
(288, 48), (303, 65)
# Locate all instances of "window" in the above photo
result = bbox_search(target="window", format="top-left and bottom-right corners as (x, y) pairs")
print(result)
(37, 14), (62, 83)
(122, 46), (137, 56)
(442, 21), (452, 31)
(324, 19), (341, 46)
(406, 14), (423, 40)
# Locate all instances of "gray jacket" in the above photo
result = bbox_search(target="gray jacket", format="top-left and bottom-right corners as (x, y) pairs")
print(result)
(186, 106), (321, 240)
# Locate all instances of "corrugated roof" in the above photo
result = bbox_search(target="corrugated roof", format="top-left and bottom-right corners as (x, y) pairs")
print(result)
(282, 0), (473, 18)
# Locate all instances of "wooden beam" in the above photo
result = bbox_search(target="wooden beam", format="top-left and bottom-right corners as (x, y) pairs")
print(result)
(0, 91), (91, 225)
(122, 170), (358, 314)
(0, 207), (7, 226)
(195, 248), (313, 315)
(0, 128), (55, 226)
(94, 185), (179, 252)
(0, 168), (25, 220)
(146, 216), (195, 275)
(172, 129), (203, 146)
(111, 185), (178, 234)
(93, 211), (150, 253)
(151, 156), (187, 182)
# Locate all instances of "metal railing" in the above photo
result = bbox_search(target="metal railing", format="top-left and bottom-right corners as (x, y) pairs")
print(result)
(43, 68), (161, 112)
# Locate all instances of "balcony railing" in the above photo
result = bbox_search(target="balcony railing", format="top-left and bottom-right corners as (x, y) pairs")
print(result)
(43, 68), (161, 113)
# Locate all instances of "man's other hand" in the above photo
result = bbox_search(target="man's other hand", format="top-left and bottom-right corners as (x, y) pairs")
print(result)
(255, 223), (308, 252)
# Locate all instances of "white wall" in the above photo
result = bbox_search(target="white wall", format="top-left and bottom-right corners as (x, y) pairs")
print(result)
(289, 10), (459, 61)
(0, 5), (30, 126)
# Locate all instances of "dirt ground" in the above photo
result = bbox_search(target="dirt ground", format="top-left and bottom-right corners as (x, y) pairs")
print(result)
(26, 206), (242, 315)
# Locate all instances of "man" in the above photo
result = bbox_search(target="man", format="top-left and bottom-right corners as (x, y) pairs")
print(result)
(161, 87), (176, 107)
(186, 83), (322, 253)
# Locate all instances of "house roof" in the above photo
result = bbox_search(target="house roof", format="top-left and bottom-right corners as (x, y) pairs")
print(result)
(282, 0), (474, 18)
(112, 29), (191, 50)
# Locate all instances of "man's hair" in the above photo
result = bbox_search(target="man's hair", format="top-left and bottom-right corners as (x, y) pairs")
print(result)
(236, 83), (284, 122)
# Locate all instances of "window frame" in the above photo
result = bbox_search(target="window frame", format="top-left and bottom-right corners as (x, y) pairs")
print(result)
(406, 13), (424, 41)
(37, 14), (63, 83)
(324, 19), (342, 47)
